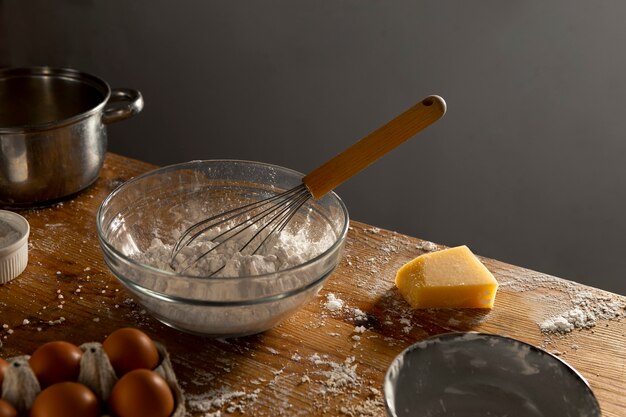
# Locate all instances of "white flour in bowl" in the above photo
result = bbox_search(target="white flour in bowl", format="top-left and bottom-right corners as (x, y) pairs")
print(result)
(133, 222), (336, 278)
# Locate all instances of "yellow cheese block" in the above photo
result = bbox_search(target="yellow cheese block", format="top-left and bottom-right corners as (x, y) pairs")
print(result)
(395, 245), (498, 309)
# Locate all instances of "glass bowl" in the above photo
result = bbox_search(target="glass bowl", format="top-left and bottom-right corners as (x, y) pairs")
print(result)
(96, 160), (349, 337)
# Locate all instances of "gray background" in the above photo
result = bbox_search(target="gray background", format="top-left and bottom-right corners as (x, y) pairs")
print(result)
(2, 1), (625, 295)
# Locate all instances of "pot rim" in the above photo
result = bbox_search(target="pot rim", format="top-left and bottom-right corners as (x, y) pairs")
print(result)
(0, 66), (112, 134)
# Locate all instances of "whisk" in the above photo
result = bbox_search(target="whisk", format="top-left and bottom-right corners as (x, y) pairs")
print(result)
(171, 95), (446, 276)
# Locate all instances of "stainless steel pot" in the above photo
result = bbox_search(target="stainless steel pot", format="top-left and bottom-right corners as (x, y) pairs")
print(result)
(0, 66), (143, 207)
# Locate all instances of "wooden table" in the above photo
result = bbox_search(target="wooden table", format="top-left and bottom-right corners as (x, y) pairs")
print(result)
(1, 153), (624, 416)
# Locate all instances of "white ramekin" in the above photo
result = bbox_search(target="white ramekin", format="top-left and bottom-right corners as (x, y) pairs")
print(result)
(0, 210), (29, 284)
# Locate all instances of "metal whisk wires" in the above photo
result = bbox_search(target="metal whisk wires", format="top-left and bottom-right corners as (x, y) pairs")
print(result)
(170, 183), (311, 276)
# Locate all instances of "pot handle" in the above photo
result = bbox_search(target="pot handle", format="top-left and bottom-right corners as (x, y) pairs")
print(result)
(102, 88), (144, 125)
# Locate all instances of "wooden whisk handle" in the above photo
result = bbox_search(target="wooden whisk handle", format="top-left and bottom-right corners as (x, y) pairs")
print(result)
(302, 95), (447, 199)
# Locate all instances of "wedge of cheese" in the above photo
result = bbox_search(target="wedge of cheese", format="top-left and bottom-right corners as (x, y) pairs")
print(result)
(395, 245), (498, 309)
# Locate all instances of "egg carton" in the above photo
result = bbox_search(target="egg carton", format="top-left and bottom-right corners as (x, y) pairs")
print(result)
(1, 341), (185, 416)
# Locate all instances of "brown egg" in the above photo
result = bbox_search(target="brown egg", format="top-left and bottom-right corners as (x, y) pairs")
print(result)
(108, 369), (174, 417)
(0, 358), (8, 394)
(29, 341), (83, 388)
(0, 399), (17, 417)
(30, 382), (99, 417)
(102, 327), (159, 376)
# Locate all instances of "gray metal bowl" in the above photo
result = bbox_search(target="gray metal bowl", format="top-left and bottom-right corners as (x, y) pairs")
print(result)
(384, 332), (601, 417)
(0, 66), (143, 207)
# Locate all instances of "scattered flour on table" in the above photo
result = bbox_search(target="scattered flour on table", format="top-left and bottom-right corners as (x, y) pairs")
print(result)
(352, 308), (367, 323)
(184, 355), (382, 416)
(353, 326), (366, 334)
(307, 354), (383, 415)
(417, 240), (438, 252)
(496, 270), (626, 334)
(498, 271), (572, 293)
(324, 293), (344, 312)
(308, 354), (359, 392)
(183, 340), (383, 415)
(539, 291), (625, 333)
(186, 388), (261, 416)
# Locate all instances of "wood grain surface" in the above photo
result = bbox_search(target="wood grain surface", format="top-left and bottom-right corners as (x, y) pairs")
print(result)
(0, 153), (624, 416)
